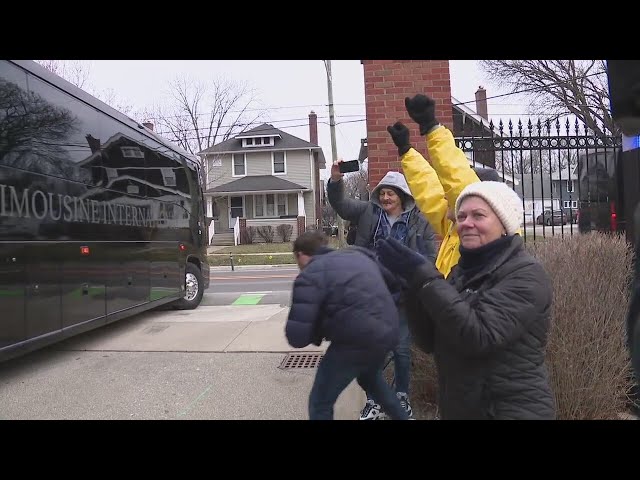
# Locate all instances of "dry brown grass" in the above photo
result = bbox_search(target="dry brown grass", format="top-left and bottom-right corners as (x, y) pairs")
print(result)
(528, 232), (634, 419)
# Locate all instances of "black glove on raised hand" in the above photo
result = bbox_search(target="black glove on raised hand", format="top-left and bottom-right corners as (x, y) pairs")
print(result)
(376, 237), (426, 281)
(386, 121), (412, 156)
(405, 94), (439, 135)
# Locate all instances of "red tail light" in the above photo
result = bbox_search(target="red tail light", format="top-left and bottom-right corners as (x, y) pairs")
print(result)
(179, 243), (186, 251)
(610, 202), (617, 232)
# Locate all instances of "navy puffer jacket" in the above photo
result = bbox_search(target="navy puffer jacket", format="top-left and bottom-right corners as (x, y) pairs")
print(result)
(286, 246), (400, 360)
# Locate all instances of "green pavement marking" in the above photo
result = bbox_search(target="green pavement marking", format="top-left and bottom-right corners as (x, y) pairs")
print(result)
(0, 289), (23, 297)
(177, 384), (213, 417)
(232, 294), (265, 305)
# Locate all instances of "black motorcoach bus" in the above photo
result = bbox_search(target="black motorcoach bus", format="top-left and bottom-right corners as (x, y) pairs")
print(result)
(0, 60), (209, 362)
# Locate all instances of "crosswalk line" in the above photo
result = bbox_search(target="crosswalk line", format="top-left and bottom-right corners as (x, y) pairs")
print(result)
(232, 294), (266, 305)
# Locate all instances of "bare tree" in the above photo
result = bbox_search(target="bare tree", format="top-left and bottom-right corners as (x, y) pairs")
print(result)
(321, 164), (369, 229)
(498, 149), (578, 176)
(35, 60), (91, 89)
(321, 201), (337, 228)
(0, 78), (78, 178)
(342, 163), (369, 200)
(479, 60), (615, 136)
(34, 60), (135, 115)
(145, 75), (266, 185)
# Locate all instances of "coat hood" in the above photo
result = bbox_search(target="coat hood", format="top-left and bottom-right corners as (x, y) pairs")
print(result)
(370, 171), (416, 213)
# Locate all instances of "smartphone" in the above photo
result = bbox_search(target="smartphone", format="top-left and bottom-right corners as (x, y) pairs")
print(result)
(338, 160), (360, 173)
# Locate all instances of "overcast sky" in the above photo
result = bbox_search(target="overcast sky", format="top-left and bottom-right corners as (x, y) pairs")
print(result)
(82, 60), (527, 177)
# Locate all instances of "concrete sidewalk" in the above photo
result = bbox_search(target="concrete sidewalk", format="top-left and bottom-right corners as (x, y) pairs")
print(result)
(33, 304), (365, 420)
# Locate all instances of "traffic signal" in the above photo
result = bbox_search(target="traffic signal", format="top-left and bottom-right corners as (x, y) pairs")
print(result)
(607, 60), (640, 136)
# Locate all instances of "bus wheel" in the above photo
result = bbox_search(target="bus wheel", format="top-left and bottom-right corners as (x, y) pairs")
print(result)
(173, 263), (204, 310)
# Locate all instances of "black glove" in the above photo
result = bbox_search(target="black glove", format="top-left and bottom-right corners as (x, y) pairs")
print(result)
(376, 237), (426, 281)
(405, 94), (439, 135)
(386, 121), (412, 156)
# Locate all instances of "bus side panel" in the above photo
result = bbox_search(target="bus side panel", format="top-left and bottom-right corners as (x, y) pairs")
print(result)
(61, 242), (106, 329)
(105, 242), (150, 314)
(25, 244), (62, 340)
(0, 244), (25, 349)
(149, 242), (182, 301)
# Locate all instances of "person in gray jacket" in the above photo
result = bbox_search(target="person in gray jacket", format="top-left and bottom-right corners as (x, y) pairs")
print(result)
(327, 161), (437, 419)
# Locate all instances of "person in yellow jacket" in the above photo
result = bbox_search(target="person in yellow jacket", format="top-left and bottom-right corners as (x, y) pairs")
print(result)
(386, 94), (503, 278)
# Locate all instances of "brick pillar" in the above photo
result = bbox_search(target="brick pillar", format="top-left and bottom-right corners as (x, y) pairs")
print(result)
(362, 60), (454, 187)
(297, 216), (306, 237)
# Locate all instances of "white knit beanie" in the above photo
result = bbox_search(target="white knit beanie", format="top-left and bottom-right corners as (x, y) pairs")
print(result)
(455, 181), (523, 235)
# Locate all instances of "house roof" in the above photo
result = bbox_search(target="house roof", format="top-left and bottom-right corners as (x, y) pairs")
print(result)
(550, 167), (578, 181)
(519, 173), (554, 200)
(451, 96), (489, 126)
(198, 123), (325, 160)
(205, 175), (309, 195)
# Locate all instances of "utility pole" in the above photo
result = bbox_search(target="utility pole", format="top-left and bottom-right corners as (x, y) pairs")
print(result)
(324, 60), (344, 245)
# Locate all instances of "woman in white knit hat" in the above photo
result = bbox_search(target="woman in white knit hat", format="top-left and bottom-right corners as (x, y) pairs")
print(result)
(375, 181), (556, 420)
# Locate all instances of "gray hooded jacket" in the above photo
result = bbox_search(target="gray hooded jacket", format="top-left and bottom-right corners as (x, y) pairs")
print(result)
(327, 171), (436, 261)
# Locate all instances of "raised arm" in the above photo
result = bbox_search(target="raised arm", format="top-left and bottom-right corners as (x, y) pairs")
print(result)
(387, 122), (448, 236)
(424, 125), (480, 210)
(325, 161), (369, 224)
(404, 94), (480, 209)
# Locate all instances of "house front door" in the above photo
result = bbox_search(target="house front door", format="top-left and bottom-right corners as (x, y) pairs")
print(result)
(229, 196), (244, 230)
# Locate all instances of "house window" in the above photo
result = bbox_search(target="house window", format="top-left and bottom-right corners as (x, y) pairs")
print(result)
(254, 193), (288, 218)
(273, 151), (286, 174)
(241, 136), (276, 147)
(160, 167), (176, 186)
(563, 200), (578, 209)
(121, 146), (144, 158)
(233, 153), (246, 176)
(230, 196), (244, 219)
(566, 180), (574, 192)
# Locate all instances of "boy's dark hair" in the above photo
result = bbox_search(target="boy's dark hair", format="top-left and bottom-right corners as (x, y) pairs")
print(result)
(293, 230), (329, 256)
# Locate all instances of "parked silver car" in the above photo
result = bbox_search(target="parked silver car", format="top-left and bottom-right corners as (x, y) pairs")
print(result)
(536, 209), (567, 226)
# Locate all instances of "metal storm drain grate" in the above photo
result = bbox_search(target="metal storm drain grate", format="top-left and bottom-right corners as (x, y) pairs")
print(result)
(279, 352), (324, 370)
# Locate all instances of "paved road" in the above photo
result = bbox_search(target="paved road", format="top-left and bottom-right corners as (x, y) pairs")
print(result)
(205, 268), (297, 306)
(0, 275), (364, 420)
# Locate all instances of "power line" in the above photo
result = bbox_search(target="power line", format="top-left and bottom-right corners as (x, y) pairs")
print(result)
(452, 71), (607, 107)
(155, 117), (366, 138)
(154, 102), (365, 120)
(154, 118), (367, 147)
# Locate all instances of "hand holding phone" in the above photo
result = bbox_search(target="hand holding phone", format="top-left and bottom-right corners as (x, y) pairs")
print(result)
(338, 159), (360, 173)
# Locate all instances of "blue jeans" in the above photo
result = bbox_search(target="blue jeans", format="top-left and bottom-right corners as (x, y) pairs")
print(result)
(367, 307), (411, 398)
(308, 344), (409, 420)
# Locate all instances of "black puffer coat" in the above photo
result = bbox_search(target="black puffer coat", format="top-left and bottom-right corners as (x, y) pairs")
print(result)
(406, 235), (556, 420)
(286, 246), (401, 361)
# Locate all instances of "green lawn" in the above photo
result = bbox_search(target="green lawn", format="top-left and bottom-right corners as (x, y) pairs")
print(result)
(208, 253), (296, 267)
(214, 237), (342, 254)
(215, 243), (294, 254)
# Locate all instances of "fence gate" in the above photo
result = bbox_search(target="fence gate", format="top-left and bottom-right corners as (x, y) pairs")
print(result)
(455, 118), (622, 242)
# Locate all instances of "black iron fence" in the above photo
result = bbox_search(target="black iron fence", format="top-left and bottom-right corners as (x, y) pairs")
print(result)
(455, 118), (622, 242)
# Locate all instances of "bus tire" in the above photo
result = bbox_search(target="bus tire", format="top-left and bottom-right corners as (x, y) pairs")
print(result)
(173, 263), (204, 310)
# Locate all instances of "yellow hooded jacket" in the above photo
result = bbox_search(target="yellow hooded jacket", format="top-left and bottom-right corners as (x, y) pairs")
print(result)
(400, 126), (480, 278)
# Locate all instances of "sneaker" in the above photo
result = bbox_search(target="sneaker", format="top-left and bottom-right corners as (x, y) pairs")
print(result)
(397, 392), (413, 418)
(359, 399), (385, 420)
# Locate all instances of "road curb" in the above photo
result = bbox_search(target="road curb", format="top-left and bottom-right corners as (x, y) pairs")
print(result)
(210, 264), (298, 272)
